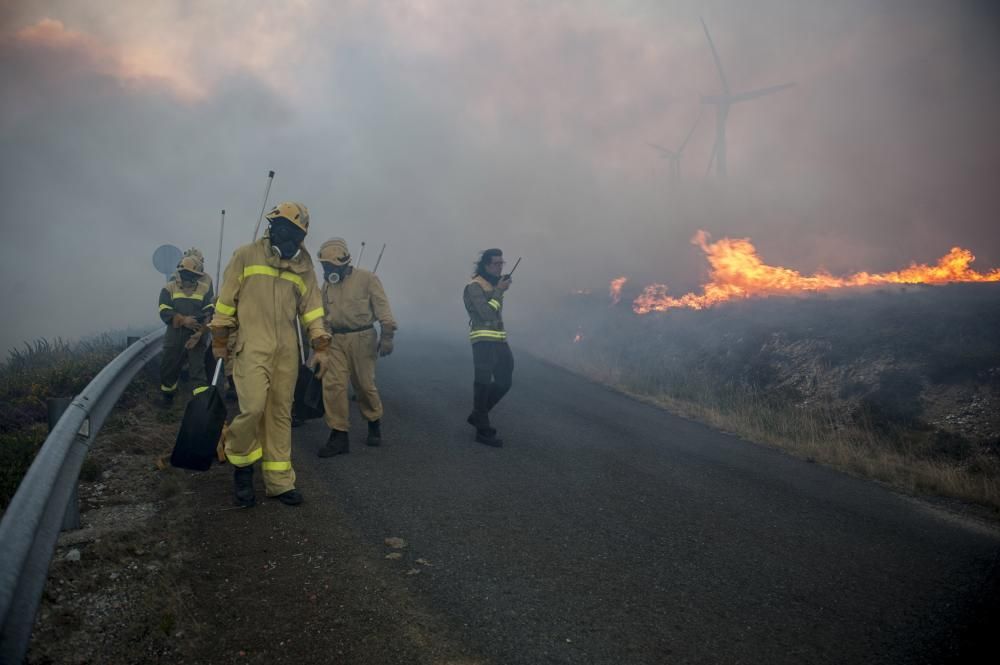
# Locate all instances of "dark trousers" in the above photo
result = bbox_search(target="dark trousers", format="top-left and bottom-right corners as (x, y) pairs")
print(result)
(159, 327), (207, 394)
(472, 341), (514, 413)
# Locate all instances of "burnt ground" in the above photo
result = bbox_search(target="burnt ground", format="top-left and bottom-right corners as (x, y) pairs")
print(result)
(28, 336), (1000, 664)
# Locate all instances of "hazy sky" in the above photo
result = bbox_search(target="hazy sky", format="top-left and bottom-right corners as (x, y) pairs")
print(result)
(1, 0), (998, 351)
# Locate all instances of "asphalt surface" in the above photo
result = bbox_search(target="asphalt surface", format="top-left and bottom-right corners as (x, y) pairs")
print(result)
(186, 335), (1000, 665)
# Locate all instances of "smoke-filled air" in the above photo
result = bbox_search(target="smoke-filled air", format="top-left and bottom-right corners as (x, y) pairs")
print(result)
(1, 0), (999, 347)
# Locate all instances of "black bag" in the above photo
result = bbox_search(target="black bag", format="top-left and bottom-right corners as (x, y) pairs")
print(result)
(171, 359), (227, 471)
(294, 365), (325, 420)
(292, 320), (325, 421)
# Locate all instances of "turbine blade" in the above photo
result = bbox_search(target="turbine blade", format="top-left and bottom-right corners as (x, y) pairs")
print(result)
(705, 138), (717, 178)
(647, 142), (675, 157)
(700, 17), (730, 95)
(729, 82), (795, 104)
(677, 106), (705, 153)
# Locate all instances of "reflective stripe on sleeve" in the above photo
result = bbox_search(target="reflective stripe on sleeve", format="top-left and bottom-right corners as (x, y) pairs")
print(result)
(216, 301), (237, 316)
(192, 386), (209, 396)
(487, 299), (501, 311)
(160, 383), (178, 393)
(159, 303), (173, 312)
(226, 448), (263, 466)
(262, 460), (292, 472)
(301, 307), (324, 324)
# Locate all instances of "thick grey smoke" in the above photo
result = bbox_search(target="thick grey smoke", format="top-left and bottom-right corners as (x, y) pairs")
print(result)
(1, 0), (998, 351)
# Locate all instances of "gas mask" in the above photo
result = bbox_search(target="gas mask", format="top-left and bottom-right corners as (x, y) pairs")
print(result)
(322, 261), (349, 284)
(178, 270), (200, 289)
(268, 218), (306, 259)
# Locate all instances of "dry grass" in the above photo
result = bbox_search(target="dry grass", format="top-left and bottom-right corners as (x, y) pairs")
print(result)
(610, 377), (1000, 514)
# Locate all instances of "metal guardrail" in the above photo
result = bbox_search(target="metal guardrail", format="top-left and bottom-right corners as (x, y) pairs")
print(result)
(0, 328), (165, 664)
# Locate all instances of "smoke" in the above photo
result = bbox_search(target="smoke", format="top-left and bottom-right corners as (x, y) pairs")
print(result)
(1, 0), (998, 351)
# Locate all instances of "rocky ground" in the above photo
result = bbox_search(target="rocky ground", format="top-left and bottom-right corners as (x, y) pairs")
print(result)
(26, 390), (481, 665)
(27, 398), (202, 664)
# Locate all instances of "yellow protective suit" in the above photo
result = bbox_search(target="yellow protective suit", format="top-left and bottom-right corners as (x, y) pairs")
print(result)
(320, 267), (396, 431)
(210, 238), (327, 495)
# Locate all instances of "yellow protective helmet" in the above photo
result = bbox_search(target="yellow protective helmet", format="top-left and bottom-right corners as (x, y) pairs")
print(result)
(265, 201), (310, 234)
(177, 255), (205, 276)
(318, 237), (351, 266)
(181, 248), (205, 272)
(182, 247), (204, 262)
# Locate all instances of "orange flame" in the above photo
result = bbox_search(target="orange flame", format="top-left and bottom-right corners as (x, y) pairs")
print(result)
(630, 231), (1000, 314)
(609, 276), (627, 305)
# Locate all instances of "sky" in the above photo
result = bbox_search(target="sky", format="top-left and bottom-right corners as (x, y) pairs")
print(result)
(1, 0), (999, 351)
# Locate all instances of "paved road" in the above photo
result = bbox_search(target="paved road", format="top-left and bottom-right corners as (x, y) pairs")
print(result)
(187, 336), (1000, 664)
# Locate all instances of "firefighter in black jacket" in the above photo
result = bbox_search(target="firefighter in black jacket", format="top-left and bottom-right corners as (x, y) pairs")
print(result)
(158, 255), (214, 402)
(463, 248), (513, 447)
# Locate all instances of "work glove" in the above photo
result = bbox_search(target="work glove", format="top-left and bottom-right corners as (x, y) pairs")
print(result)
(184, 326), (204, 350)
(173, 313), (199, 330)
(211, 330), (230, 361)
(378, 335), (394, 357)
(310, 335), (333, 379)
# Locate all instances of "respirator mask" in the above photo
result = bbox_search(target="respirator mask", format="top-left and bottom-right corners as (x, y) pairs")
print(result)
(322, 261), (349, 284)
(178, 269), (200, 289)
(268, 218), (306, 260)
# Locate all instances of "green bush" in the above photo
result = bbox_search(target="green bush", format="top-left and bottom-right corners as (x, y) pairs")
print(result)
(0, 330), (154, 508)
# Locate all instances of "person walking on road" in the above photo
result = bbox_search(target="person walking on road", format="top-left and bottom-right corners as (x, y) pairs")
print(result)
(209, 202), (330, 507)
(158, 254), (214, 403)
(463, 248), (513, 447)
(313, 238), (397, 456)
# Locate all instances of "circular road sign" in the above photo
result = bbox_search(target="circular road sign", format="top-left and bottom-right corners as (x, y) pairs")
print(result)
(152, 244), (183, 277)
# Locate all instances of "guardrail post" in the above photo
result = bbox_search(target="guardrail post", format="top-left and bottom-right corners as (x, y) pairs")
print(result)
(47, 397), (80, 531)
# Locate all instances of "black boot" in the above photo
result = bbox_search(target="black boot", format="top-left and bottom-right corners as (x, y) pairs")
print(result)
(467, 382), (495, 435)
(318, 429), (350, 457)
(467, 411), (495, 436)
(273, 488), (303, 506)
(233, 466), (256, 507)
(475, 429), (503, 447)
(366, 419), (382, 446)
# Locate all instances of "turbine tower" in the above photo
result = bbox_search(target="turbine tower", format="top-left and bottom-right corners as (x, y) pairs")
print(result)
(700, 17), (794, 177)
(648, 108), (703, 182)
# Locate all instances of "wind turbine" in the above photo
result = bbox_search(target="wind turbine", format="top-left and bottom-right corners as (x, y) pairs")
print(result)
(647, 108), (704, 182)
(700, 17), (794, 177)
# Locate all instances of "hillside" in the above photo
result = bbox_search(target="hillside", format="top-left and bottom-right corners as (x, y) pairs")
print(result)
(521, 282), (1000, 510)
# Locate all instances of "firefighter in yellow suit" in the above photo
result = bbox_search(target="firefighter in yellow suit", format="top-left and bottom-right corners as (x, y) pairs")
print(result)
(209, 202), (330, 507)
(313, 237), (397, 456)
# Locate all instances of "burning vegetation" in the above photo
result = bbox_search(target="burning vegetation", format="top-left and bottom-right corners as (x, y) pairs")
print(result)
(527, 276), (1000, 511)
(619, 231), (1000, 314)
